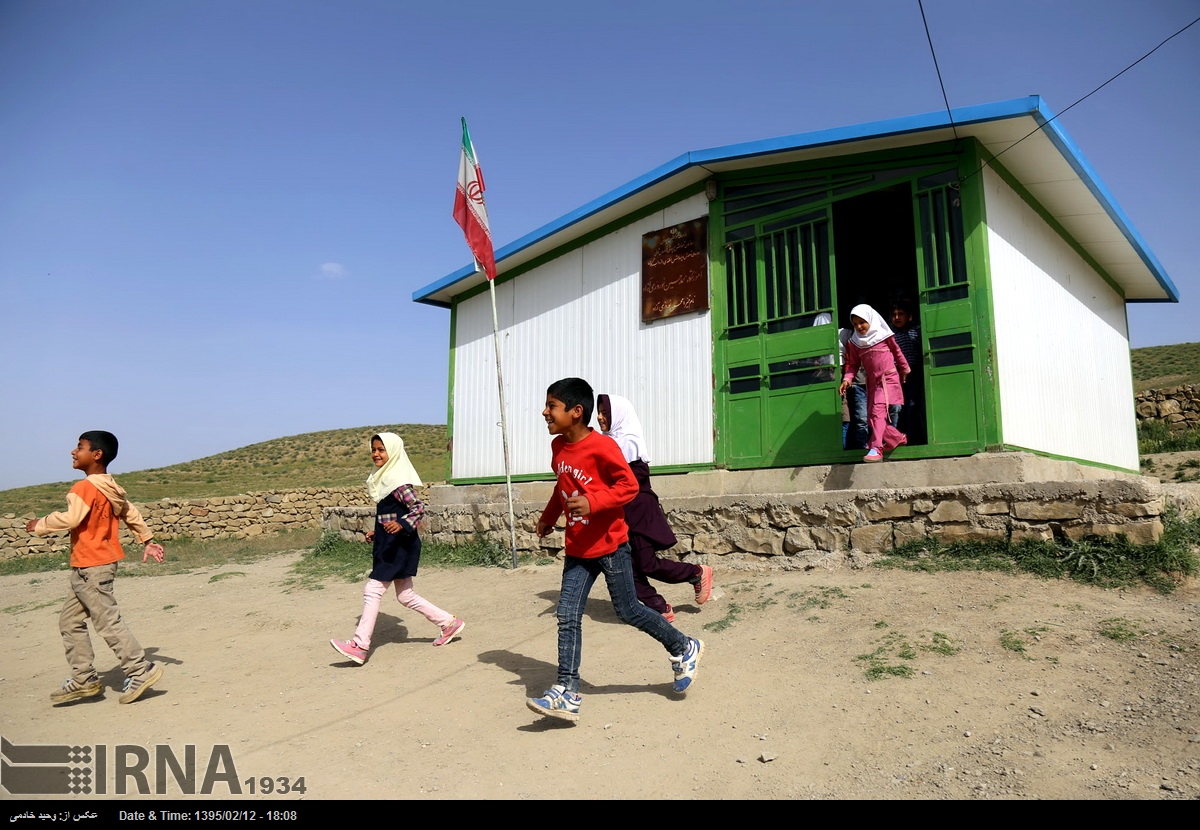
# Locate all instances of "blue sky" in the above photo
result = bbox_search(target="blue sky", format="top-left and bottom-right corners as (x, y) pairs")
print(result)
(1, 0), (1197, 490)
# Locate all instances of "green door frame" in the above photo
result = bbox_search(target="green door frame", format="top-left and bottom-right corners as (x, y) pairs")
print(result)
(711, 140), (999, 469)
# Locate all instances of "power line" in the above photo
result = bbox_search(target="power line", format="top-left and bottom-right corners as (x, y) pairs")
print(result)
(963, 13), (1200, 183)
(918, 0), (958, 141)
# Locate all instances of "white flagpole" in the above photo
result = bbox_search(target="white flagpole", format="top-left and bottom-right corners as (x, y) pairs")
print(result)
(484, 265), (519, 568)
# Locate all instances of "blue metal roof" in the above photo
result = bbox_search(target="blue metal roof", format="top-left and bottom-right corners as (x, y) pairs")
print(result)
(415, 96), (1178, 307)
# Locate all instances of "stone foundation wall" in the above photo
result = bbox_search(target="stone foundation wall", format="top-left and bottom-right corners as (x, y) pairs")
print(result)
(324, 478), (1176, 570)
(1135, 385), (1200, 431)
(1, 487), (373, 559)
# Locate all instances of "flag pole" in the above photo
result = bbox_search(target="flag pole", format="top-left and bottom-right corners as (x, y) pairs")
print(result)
(455, 117), (517, 567)
(485, 265), (519, 568)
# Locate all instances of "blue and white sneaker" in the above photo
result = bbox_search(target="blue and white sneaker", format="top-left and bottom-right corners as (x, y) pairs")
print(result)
(526, 684), (582, 722)
(671, 638), (704, 693)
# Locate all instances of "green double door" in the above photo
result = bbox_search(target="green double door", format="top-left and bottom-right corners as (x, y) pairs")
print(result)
(716, 163), (988, 469)
(721, 206), (842, 467)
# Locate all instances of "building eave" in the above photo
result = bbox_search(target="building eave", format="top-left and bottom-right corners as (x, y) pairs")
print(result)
(414, 96), (1178, 307)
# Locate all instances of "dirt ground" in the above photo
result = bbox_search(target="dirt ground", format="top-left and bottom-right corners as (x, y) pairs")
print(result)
(2, 547), (1198, 801)
(1142, 449), (1200, 484)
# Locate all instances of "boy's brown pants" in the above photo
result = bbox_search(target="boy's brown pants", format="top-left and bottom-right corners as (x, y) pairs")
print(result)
(60, 563), (151, 683)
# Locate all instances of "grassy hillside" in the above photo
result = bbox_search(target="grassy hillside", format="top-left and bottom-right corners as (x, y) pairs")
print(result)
(0, 424), (447, 518)
(1130, 341), (1200, 392)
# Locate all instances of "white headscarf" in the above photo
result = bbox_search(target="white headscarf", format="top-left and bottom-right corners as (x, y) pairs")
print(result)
(366, 432), (422, 503)
(601, 394), (651, 464)
(848, 304), (894, 348)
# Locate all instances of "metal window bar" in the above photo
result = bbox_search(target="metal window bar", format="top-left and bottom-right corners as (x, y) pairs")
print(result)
(917, 185), (967, 289)
(762, 217), (830, 322)
(725, 239), (758, 330)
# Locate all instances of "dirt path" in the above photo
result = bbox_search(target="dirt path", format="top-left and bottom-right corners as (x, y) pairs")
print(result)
(2, 554), (1198, 800)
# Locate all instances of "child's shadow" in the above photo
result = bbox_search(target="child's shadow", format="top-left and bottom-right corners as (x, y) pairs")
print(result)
(96, 646), (177, 703)
(330, 616), (409, 665)
(479, 640), (678, 732)
(371, 615), (411, 647)
(533, 590), (624, 626)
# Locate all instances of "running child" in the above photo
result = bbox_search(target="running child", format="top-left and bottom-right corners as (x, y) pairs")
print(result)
(596, 393), (712, 622)
(528, 378), (703, 723)
(838, 304), (910, 462)
(330, 432), (464, 664)
(26, 431), (166, 705)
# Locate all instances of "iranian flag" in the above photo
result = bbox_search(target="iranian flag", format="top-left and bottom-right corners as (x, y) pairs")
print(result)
(453, 117), (497, 280)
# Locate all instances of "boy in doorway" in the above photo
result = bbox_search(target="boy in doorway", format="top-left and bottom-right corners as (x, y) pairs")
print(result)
(27, 431), (166, 705)
(890, 298), (925, 444)
(528, 378), (704, 722)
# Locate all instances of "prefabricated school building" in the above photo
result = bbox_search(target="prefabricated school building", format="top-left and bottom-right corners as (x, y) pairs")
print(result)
(414, 97), (1178, 483)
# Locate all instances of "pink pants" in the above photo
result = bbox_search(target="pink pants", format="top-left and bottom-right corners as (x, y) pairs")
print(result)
(866, 383), (906, 452)
(353, 578), (453, 649)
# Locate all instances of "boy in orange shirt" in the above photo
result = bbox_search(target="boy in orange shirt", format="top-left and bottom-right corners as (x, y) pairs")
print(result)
(527, 378), (703, 722)
(26, 431), (166, 705)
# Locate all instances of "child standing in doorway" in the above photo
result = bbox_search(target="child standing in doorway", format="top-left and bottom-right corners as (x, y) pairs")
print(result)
(596, 393), (712, 622)
(330, 432), (464, 664)
(528, 378), (703, 722)
(838, 304), (910, 462)
(890, 298), (925, 444)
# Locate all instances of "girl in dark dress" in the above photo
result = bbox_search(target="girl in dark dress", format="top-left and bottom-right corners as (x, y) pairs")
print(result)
(330, 433), (465, 664)
(597, 394), (713, 622)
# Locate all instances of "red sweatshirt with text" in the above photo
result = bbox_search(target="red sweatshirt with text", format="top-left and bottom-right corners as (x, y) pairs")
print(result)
(539, 430), (640, 559)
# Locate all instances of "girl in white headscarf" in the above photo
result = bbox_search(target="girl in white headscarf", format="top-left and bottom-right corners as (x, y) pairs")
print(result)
(838, 304), (911, 462)
(330, 433), (464, 665)
(598, 394), (713, 621)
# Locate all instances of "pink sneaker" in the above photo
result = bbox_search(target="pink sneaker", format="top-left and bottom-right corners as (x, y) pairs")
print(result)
(694, 564), (713, 605)
(662, 605), (676, 623)
(433, 617), (466, 647)
(330, 639), (367, 665)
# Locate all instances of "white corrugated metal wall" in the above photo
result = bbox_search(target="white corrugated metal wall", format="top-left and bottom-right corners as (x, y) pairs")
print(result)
(450, 193), (713, 480)
(984, 167), (1138, 470)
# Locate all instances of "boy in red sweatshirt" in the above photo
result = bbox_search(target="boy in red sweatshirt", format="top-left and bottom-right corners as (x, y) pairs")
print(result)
(27, 431), (166, 705)
(527, 378), (703, 723)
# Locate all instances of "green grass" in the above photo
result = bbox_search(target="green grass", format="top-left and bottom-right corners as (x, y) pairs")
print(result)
(421, 535), (512, 569)
(856, 631), (918, 680)
(0, 551), (70, 577)
(1137, 420), (1200, 455)
(1130, 341), (1200, 391)
(702, 602), (743, 633)
(924, 631), (960, 656)
(0, 528), (521, 590)
(1098, 617), (1144, 642)
(998, 626), (1049, 659)
(875, 510), (1200, 594)
(0, 424), (447, 517)
(284, 532), (515, 591)
(3, 599), (58, 615)
(0, 528), (322, 578)
(999, 629), (1029, 656)
(786, 585), (850, 613)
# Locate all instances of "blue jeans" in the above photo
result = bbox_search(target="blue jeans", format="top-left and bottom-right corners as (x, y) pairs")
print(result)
(556, 543), (690, 693)
(845, 385), (869, 449)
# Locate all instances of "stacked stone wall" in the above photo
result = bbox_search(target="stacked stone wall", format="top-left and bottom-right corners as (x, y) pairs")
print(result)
(1135, 385), (1200, 431)
(1, 487), (374, 560)
(325, 478), (1177, 570)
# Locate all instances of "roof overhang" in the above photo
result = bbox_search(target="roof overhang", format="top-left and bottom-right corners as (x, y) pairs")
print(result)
(414, 96), (1178, 307)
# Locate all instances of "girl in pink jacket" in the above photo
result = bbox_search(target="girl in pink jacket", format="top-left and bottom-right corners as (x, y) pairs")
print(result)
(838, 304), (911, 462)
